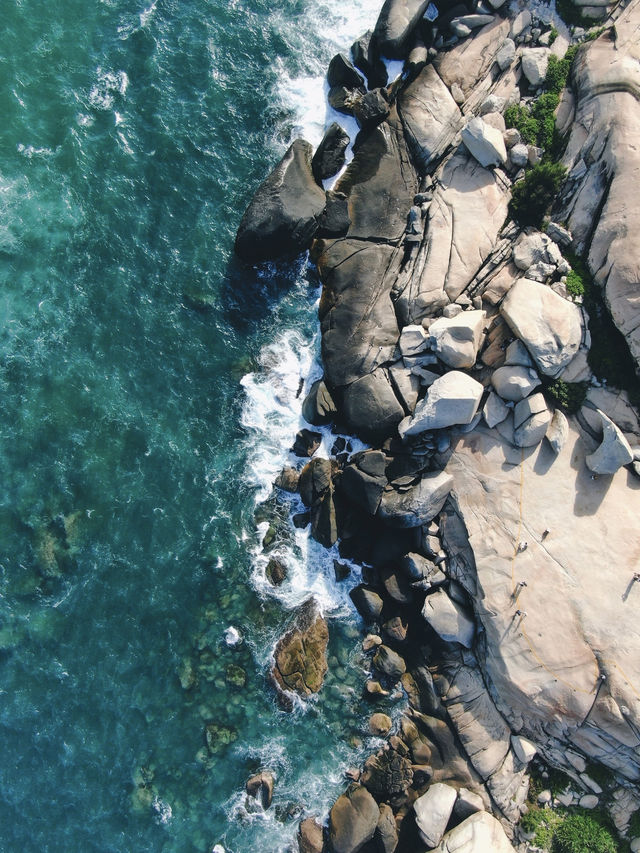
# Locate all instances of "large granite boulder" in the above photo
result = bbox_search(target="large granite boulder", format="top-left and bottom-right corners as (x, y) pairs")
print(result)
(297, 817), (324, 853)
(235, 139), (326, 262)
(373, 0), (432, 58)
(329, 784), (379, 853)
(491, 365), (541, 402)
(398, 371), (483, 437)
(434, 17), (511, 99)
(413, 782), (457, 847)
(422, 589), (475, 648)
(500, 278), (583, 376)
(461, 117), (507, 168)
(272, 599), (329, 704)
(432, 811), (516, 852)
(378, 471), (454, 527)
(513, 393), (551, 448)
(429, 310), (485, 369)
(341, 368), (406, 443)
(585, 410), (633, 475)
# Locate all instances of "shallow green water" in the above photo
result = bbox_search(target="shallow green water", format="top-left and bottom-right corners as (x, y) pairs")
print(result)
(0, 0), (393, 850)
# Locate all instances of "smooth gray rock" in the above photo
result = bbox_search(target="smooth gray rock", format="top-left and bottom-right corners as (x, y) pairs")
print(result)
(521, 48), (551, 87)
(399, 65), (462, 171)
(491, 365), (540, 402)
(373, 644), (407, 679)
(501, 278), (583, 376)
(496, 37), (516, 70)
(510, 143), (529, 168)
(461, 117), (507, 167)
(350, 585), (384, 622)
(432, 812), (516, 852)
(327, 53), (365, 89)
(429, 310), (485, 369)
(512, 232), (562, 271)
(422, 589), (475, 647)
(378, 471), (454, 527)
(399, 371), (484, 436)
(413, 782), (457, 847)
(341, 368), (406, 443)
(546, 409), (569, 454)
(513, 393), (551, 448)
(235, 139), (326, 262)
(302, 379), (337, 425)
(586, 410), (633, 475)
(483, 391), (509, 428)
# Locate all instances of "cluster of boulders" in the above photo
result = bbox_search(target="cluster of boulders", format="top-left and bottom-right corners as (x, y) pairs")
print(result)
(235, 0), (640, 849)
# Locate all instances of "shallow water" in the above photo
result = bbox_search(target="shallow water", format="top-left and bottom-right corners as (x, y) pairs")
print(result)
(0, 0), (396, 850)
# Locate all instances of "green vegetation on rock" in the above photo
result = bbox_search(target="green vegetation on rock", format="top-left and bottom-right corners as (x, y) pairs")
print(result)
(552, 810), (618, 853)
(547, 379), (588, 414)
(509, 162), (566, 228)
(521, 807), (565, 848)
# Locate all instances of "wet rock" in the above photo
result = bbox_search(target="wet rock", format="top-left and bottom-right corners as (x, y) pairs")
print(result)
(329, 784), (379, 853)
(377, 471), (454, 527)
(246, 770), (274, 809)
(327, 53), (365, 89)
(302, 379), (338, 426)
(363, 634), (382, 652)
(366, 680), (391, 698)
(235, 139), (326, 263)
(311, 121), (350, 184)
(266, 557), (288, 587)
(361, 747), (413, 797)
(350, 585), (384, 623)
(399, 372), (484, 437)
(297, 816), (324, 853)
(334, 560), (351, 581)
(351, 30), (388, 90)
(272, 599), (329, 704)
(461, 117), (507, 168)
(373, 645), (407, 680)
(225, 664), (246, 688)
(341, 369), (407, 444)
(422, 589), (475, 648)
(340, 455), (387, 515)
(373, 0), (432, 58)
(292, 428), (322, 458)
(353, 89), (391, 129)
(413, 782), (457, 847)
(275, 466), (300, 492)
(178, 657), (196, 690)
(369, 712), (393, 736)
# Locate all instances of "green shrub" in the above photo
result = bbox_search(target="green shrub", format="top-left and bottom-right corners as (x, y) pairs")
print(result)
(552, 811), (618, 853)
(556, 0), (589, 27)
(549, 27), (558, 45)
(547, 380), (588, 414)
(509, 162), (566, 228)
(629, 808), (640, 838)
(565, 268), (584, 297)
(504, 104), (539, 145)
(521, 807), (565, 849)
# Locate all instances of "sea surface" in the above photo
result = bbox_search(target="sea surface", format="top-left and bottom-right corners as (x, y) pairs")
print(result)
(0, 0), (400, 850)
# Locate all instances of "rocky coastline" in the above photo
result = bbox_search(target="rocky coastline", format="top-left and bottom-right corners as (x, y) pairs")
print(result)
(235, 0), (640, 850)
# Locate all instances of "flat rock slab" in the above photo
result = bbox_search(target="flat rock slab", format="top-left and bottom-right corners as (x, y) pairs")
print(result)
(443, 423), (640, 779)
(399, 65), (462, 171)
(272, 599), (329, 703)
(501, 278), (583, 376)
(399, 371), (484, 436)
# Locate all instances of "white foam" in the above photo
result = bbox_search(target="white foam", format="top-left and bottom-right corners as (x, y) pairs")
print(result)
(88, 69), (129, 111)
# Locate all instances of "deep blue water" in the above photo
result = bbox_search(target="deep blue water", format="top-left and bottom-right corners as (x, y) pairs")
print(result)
(0, 0), (392, 850)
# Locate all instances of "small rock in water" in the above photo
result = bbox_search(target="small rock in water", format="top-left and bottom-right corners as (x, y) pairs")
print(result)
(224, 626), (242, 646)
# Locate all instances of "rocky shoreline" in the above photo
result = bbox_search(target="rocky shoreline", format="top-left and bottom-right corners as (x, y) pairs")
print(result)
(235, 0), (640, 850)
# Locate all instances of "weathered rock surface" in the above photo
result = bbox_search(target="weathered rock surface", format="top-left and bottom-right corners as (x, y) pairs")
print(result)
(491, 365), (540, 402)
(399, 371), (484, 436)
(585, 410), (633, 475)
(501, 278), (583, 376)
(521, 47), (551, 88)
(513, 392), (551, 448)
(399, 65), (462, 171)
(235, 139), (326, 262)
(378, 471), (454, 526)
(246, 771), (274, 809)
(297, 817), (324, 853)
(432, 811), (516, 852)
(559, 10), (640, 372)
(312, 122), (350, 183)
(272, 599), (329, 703)
(443, 423), (640, 780)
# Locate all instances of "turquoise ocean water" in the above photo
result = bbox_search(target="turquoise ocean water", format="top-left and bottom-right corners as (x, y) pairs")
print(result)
(0, 0), (398, 850)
